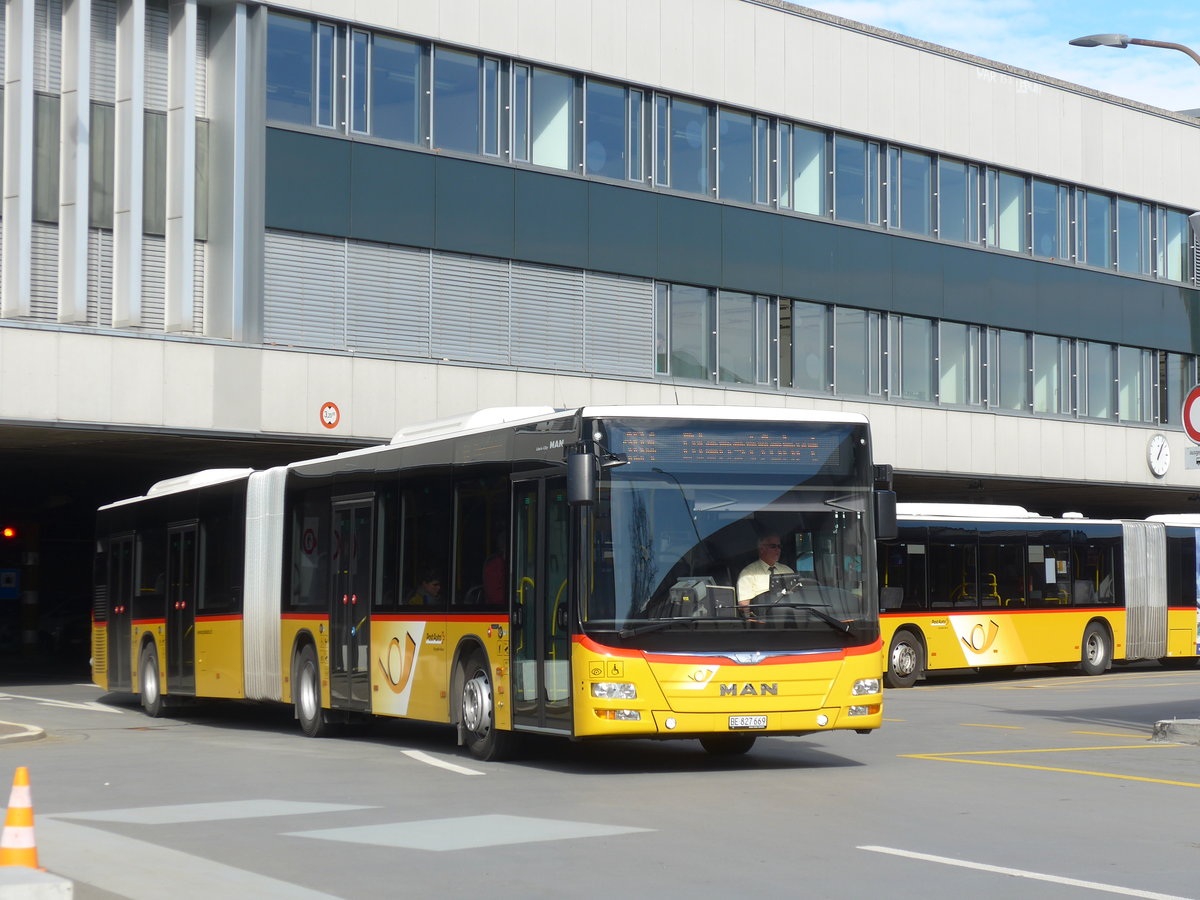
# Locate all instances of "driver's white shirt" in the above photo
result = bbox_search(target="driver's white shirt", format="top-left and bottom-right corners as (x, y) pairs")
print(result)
(736, 559), (794, 605)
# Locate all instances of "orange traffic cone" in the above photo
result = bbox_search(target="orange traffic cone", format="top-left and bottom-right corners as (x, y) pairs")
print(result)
(0, 766), (39, 869)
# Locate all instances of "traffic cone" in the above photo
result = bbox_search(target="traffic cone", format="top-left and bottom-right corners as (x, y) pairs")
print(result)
(0, 766), (39, 869)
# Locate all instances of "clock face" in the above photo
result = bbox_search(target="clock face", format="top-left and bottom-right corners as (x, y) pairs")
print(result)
(1148, 434), (1170, 477)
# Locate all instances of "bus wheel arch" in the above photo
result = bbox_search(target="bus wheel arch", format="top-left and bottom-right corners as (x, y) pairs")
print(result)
(453, 641), (514, 762)
(1080, 620), (1113, 676)
(138, 638), (166, 717)
(885, 627), (925, 689)
(292, 639), (329, 737)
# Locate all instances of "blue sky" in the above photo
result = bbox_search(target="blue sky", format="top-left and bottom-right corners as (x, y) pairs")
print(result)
(807, 1), (1200, 112)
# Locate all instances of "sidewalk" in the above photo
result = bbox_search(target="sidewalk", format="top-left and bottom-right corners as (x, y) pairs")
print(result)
(0, 720), (45, 743)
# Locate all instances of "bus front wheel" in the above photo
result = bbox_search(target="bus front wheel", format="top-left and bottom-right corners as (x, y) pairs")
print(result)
(700, 734), (757, 756)
(295, 646), (330, 737)
(1080, 623), (1111, 676)
(885, 629), (924, 688)
(460, 656), (513, 762)
(139, 644), (166, 717)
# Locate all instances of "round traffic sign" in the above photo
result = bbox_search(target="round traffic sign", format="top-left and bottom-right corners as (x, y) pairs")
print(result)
(1183, 385), (1200, 445)
(320, 401), (341, 429)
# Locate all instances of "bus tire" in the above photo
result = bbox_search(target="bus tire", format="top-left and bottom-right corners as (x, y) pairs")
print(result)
(460, 654), (514, 762)
(700, 734), (757, 756)
(885, 629), (923, 688)
(1080, 623), (1111, 676)
(295, 646), (330, 738)
(139, 644), (166, 718)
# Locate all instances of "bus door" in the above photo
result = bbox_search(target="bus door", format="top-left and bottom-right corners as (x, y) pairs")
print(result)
(330, 498), (373, 709)
(511, 476), (571, 733)
(106, 535), (136, 690)
(165, 523), (198, 694)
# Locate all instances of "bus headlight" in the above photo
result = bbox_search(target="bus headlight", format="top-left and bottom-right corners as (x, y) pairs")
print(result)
(848, 704), (881, 716)
(852, 678), (881, 696)
(591, 682), (637, 700)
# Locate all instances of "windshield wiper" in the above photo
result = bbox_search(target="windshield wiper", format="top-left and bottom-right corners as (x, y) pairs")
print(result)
(745, 600), (853, 634)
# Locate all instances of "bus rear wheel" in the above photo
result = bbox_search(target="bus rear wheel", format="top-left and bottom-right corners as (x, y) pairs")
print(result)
(885, 629), (923, 688)
(460, 655), (513, 762)
(295, 646), (330, 737)
(139, 644), (166, 717)
(700, 734), (757, 756)
(1080, 623), (1111, 676)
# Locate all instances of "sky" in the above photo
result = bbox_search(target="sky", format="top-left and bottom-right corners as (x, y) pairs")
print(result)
(805, 1), (1200, 113)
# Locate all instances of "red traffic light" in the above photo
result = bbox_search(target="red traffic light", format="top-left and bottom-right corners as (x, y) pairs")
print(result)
(1, 527), (17, 539)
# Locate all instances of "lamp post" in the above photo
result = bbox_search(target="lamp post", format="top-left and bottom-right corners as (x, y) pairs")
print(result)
(1069, 33), (1200, 68)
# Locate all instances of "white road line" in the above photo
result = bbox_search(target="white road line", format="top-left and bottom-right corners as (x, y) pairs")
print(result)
(0, 692), (124, 714)
(38, 819), (342, 900)
(0, 721), (43, 742)
(859, 846), (1194, 900)
(401, 749), (484, 775)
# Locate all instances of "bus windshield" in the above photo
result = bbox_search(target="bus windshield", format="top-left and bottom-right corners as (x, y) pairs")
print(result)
(582, 419), (878, 652)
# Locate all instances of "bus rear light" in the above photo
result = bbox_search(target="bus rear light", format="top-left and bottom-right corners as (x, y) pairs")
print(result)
(848, 704), (880, 717)
(595, 709), (641, 721)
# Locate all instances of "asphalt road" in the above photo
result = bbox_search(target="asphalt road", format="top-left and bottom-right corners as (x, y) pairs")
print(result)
(2, 664), (1199, 900)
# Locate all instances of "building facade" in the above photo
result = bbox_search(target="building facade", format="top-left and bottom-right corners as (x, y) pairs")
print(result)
(3, 0), (1200, 656)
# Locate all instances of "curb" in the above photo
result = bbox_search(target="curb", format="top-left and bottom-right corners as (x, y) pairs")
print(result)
(0, 721), (46, 744)
(1151, 718), (1200, 744)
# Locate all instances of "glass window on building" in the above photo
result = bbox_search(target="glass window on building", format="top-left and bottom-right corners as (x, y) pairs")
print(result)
(371, 35), (423, 145)
(482, 58), (501, 157)
(987, 169), (1025, 252)
(1161, 352), (1195, 426)
(788, 299), (829, 393)
(834, 307), (882, 396)
(937, 158), (977, 244)
(781, 123), (826, 216)
(584, 79), (627, 180)
(1078, 190), (1112, 269)
(834, 135), (879, 225)
(89, 102), (115, 229)
(33, 94), (60, 223)
(988, 328), (1027, 411)
(1116, 198), (1152, 275)
(717, 108), (753, 204)
(1032, 180), (1070, 260)
(718, 292), (772, 385)
(432, 47), (480, 154)
(656, 96), (709, 196)
(1080, 340), (1114, 419)
(888, 148), (931, 235)
(266, 13), (317, 126)
(754, 117), (771, 205)
(938, 321), (982, 406)
(889, 314), (934, 401)
(1118, 346), (1155, 423)
(1032, 334), (1072, 415)
(655, 283), (713, 381)
(350, 31), (369, 134)
(1158, 208), (1189, 282)
(530, 67), (574, 170)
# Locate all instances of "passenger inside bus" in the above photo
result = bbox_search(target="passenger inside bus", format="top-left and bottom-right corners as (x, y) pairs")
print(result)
(408, 571), (442, 606)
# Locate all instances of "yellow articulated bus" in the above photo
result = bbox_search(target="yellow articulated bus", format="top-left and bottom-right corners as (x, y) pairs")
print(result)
(93, 405), (897, 759)
(879, 503), (1200, 687)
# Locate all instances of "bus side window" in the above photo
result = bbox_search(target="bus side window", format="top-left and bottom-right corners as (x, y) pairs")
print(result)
(400, 474), (451, 611)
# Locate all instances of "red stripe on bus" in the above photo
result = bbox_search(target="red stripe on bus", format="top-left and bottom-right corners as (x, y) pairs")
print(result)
(882, 607), (1126, 618)
(132, 619), (166, 626)
(371, 613), (505, 623)
(573, 633), (881, 665)
(195, 614), (242, 622)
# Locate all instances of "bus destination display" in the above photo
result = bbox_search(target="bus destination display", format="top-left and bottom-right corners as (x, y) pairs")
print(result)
(618, 427), (844, 467)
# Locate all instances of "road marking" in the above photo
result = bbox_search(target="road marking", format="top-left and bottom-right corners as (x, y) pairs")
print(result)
(958, 723), (1022, 729)
(0, 721), (43, 742)
(38, 818), (342, 900)
(859, 845), (1193, 900)
(904, 744), (1200, 787)
(55, 800), (373, 825)
(1073, 730), (1146, 738)
(401, 749), (484, 775)
(287, 814), (652, 852)
(0, 691), (125, 714)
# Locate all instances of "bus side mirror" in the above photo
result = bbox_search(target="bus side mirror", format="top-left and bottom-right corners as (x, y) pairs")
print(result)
(874, 490), (897, 541)
(567, 452), (597, 506)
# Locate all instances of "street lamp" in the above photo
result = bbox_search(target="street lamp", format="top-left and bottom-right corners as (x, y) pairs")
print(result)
(1069, 33), (1200, 68)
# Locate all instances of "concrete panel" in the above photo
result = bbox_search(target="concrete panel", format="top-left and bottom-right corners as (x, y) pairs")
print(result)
(691, 3), (724, 103)
(752, 5), (785, 116)
(967, 413), (997, 474)
(305, 354), (354, 437)
(587, 377), (629, 406)
(1058, 93), (1084, 182)
(1080, 422), (1109, 480)
(352, 0), (401, 31)
(782, 16), (815, 123)
(110, 338), (166, 426)
(57, 332), (112, 424)
(477, 367), (517, 410)
(211, 346), (263, 433)
(260, 350), (308, 435)
(624, 0), (660, 88)
(436, 365), (481, 418)
(554, 374), (595, 408)
(918, 408), (949, 471)
(917, 52), (945, 152)
(965, 70), (996, 164)
(351, 357), (399, 439)
(394, 362), (438, 428)
(589, 0), (627, 81)
(1037, 419), (1066, 480)
(658, 0), (693, 94)
(555, 0), (589, 73)
(837, 32), (871, 136)
(0, 329), (61, 420)
(515, 0), (554, 64)
(721, 0), (752, 109)
(892, 403), (925, 470)
(940, 61), (970, 158)
(1035, 90), (1063, 178)
(1014, 416), (1044, 478)
(439, 0), (480, 50)
(809, 26), (839, 128)
(478, 0), (519, 56)
(623, 381), (663, 405)
(163, 342), (216, 430)
(514, 370), (555, 407)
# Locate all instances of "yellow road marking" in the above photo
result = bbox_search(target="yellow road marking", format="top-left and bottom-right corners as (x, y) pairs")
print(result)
(959, 723), (1022, 729)
(1072, 730), (1146, 738)
(905, 744), (1195, 787)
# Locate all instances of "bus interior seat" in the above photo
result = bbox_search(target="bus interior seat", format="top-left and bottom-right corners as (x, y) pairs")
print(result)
(879, 585), (904, 609)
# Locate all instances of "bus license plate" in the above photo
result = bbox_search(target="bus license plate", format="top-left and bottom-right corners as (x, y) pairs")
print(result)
(729, 715), (767, 730)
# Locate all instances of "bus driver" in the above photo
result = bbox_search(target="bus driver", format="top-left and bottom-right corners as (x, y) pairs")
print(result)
(736, 534), (793, 616)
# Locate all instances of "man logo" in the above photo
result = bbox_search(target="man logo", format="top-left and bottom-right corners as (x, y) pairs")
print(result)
(379, 633), (418, 694)
(719, 683), (778, 696)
